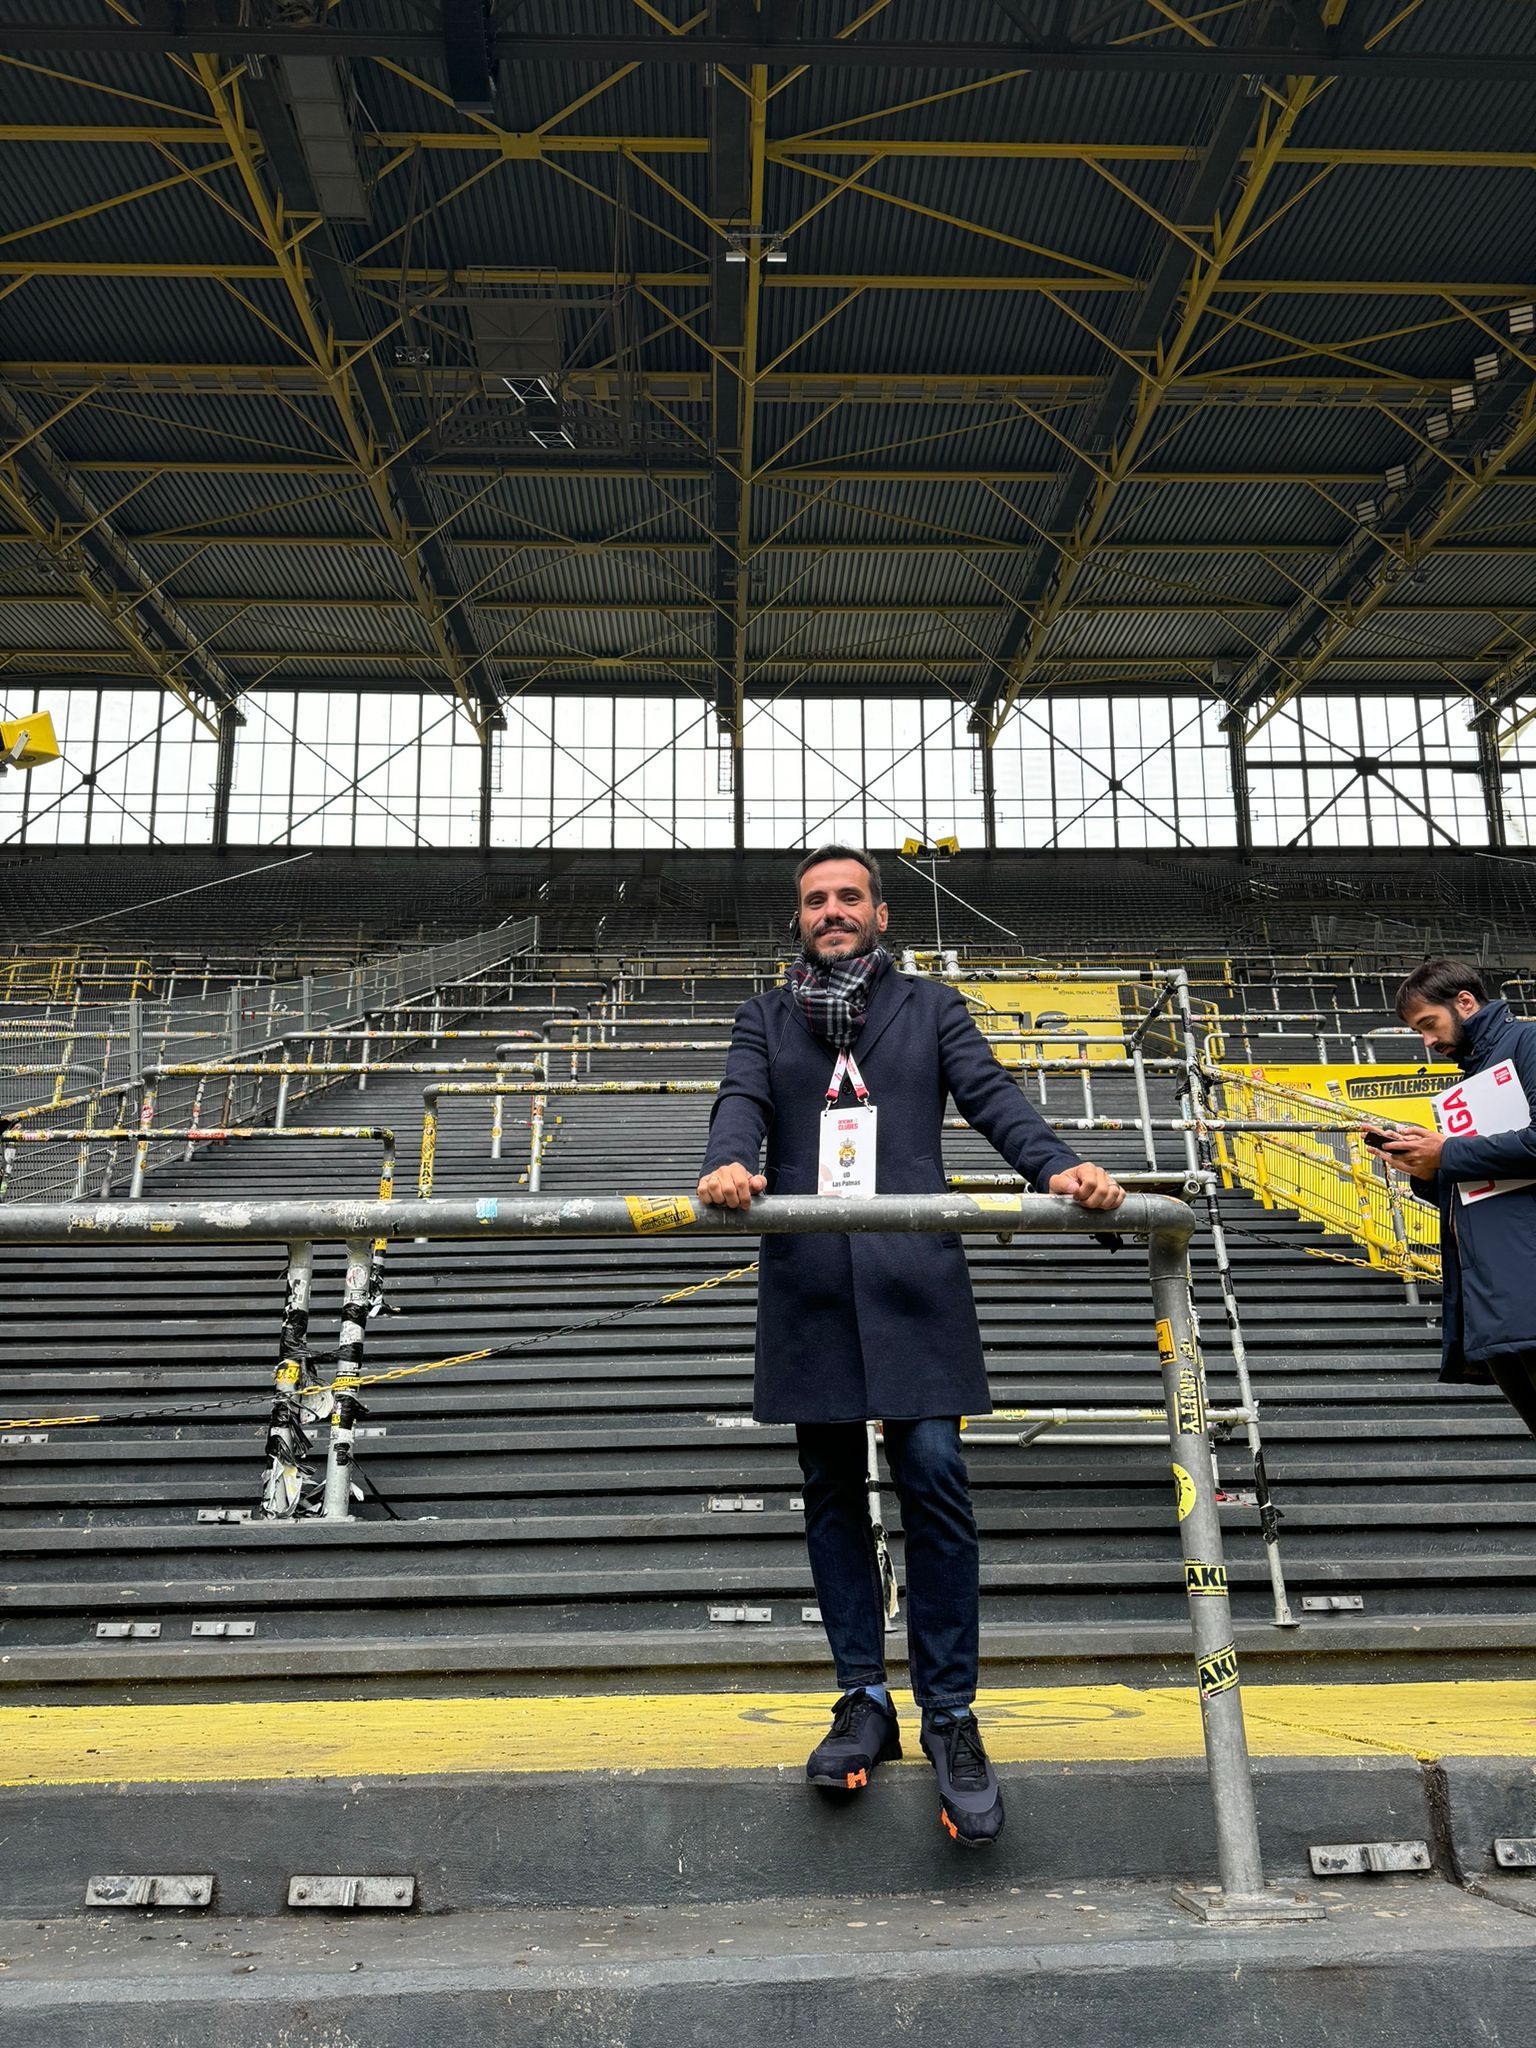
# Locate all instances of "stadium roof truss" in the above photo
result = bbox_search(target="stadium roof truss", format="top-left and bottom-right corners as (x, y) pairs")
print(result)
(1, 0), (1535, 849)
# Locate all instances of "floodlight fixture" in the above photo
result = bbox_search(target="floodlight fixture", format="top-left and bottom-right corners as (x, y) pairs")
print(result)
(1510, 304), (1535, 335)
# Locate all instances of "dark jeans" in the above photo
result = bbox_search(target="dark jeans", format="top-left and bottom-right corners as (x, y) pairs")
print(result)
(1486, 1350), (1536, 1438)
(795, 1417), (979, 1714)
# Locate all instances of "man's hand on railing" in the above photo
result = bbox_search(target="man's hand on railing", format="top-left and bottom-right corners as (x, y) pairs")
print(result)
(1048, 1163), (1127, 1212)
(697, 1164), (768, 1210)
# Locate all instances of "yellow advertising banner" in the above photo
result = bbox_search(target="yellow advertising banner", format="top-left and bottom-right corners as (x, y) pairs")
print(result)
(1233, 1062), (1457, 1130)
(961, 981), (1126, 1064)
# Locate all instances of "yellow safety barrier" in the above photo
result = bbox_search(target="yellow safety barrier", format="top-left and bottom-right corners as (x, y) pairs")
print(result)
(1210, 1067), (1440, 1281)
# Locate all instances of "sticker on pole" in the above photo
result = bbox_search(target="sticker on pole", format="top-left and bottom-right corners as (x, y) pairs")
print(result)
(970, 1194), (1024, 1213)
(1197, 1643), (1240, 1696)
(1174, 1362), (1205, 1438)
(1155, 1317), (1176, 1364)
(1184, 1561), (1227, 1599)
(625, 1195), (697, 1233)
(1171, 1463), (1197, 1521)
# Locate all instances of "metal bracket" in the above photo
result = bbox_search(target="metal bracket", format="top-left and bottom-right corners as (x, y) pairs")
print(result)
(1172, 1883), (1324, 1925)
(708, 1605), (772, 1623)
(190, 1620), (257, 1638)
(1309, 1841), (1432, 1876)
(709, 1415), (759, 1429)
(1494, 1839), (1536, 1869)
(1301, 1594), (1365, 1612)
(288, 1875), (416, 1909)
(707, 1495), (763, 1513)
(197, 1508), (253, 1524)
(354, 1425), (388, 1438)
(2, 1432), (48, 1445)
(789, 1495), (804, 1511)
(95, 1621), (161, 1639)
(87, 1875), (212, 1909)
(801, 1606), (823, 1623)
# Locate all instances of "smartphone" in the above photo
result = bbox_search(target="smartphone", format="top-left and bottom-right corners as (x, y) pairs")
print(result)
(1362, 1128), (1392, 1151)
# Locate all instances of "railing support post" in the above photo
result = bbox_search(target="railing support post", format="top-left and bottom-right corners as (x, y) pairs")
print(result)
(1148, 1223), (1317, 1925)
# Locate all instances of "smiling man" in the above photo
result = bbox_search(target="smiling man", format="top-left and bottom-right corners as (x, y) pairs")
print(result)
(1377, 958), (1536, 1437)
(695, 845), (1124, 1847)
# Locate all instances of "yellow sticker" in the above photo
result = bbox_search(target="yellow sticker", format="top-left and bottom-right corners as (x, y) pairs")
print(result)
(1174, 1362), (1205, 1439)
(625, 1195), (697, 1234)
(1197, 1643), (1240, 1696)
(970, 1193), (1024, 1212)
(1155, 1317), (1176, 1365)
(1184, 1561), (1228, 1599)
(1172, 1463), (1197, 1521)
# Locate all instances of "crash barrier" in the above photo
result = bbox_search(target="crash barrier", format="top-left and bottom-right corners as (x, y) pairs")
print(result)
(417, 1078), (722, 1197)
(1207, 1067), (1439, 1295)
(0, 919), (540, 1199)
(0, 1119), (395, 1207)
(0, 1188), (1310, 1925)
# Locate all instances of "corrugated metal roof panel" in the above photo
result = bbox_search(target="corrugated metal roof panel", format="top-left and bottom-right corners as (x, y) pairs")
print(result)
(0, 274), (302, 367)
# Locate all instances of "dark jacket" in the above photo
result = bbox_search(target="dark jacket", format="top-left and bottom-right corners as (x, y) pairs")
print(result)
(1411, 998), (1536, 1382)
(700, 963), (1083, 1424)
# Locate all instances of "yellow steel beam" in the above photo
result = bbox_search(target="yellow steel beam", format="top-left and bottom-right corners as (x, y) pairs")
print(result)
(15, 130), (1532, 172)
(990, 72), (1338, 736)
(0, 529), (1523, 556)
(12, 648), (1500, 673)
(0, 362), (1472, 405)
(12, 593), (1532, 619)
(1246, 383), (1536, 737)
(188, 54), (478, 723)
(1, 258), (1531, 299)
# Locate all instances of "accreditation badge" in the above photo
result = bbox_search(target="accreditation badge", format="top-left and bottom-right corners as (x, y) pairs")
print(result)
(818, 1103), (878, 1197)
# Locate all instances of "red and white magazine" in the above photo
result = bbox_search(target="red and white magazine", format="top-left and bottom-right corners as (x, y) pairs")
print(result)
(1432, 1061), (1536, 1206)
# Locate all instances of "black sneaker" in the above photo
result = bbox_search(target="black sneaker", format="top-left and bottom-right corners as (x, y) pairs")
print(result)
(921, 1711), (1004, 1846)
(805, 1688), (902, 1791)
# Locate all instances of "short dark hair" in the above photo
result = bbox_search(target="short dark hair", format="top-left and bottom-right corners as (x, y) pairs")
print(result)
(794, 843), (884, 904)
(1395, 957), (1489, 1019)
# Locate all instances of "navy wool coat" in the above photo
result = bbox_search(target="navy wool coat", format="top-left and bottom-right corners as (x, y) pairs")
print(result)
(699, 964), (1084, 1424)
(1409, 998), (1536, 1383)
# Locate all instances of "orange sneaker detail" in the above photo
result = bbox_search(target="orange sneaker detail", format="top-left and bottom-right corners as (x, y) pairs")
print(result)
(846, 1768), (868, 1789)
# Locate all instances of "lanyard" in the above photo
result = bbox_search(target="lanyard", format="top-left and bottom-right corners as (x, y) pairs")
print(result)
(825, 1048), (871, 1105)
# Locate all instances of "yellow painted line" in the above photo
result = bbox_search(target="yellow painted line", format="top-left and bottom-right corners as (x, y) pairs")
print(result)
(2, 1681), (1534, 1787)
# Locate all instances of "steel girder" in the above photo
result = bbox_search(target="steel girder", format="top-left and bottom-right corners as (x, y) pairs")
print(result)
(192, 56), (496, 725)
(0, 387), (233, 731)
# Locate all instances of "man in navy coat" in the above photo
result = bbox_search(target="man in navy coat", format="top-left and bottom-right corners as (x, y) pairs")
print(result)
(697, 845), (1124, 1845)
(1379, 958), (1536, 1434)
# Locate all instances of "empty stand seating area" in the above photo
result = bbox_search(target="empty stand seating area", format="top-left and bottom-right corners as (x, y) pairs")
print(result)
(3, 852), (1532, 1705)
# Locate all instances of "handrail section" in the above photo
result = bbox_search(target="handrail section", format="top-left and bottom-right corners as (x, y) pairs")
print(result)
(0, 1187), (1308, 1923)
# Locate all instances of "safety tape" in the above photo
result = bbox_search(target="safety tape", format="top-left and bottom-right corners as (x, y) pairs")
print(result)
(0, 1259), (761, 1432)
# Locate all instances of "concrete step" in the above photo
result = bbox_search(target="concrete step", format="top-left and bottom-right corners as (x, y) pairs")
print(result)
(6, 1876), (1535, 2048)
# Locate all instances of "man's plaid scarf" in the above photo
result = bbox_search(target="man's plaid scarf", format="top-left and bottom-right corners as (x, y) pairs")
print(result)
(785, 945), (889, 1047)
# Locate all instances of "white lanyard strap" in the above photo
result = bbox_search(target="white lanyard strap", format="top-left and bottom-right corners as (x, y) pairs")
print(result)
(825, 1048), (871, 1104)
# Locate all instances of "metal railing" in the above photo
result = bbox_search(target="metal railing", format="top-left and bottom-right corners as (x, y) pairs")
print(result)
(1207, 1067), (1439, 1293)
(0, 918), (539, 1200)
(0, 1185), (1309, 1924)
